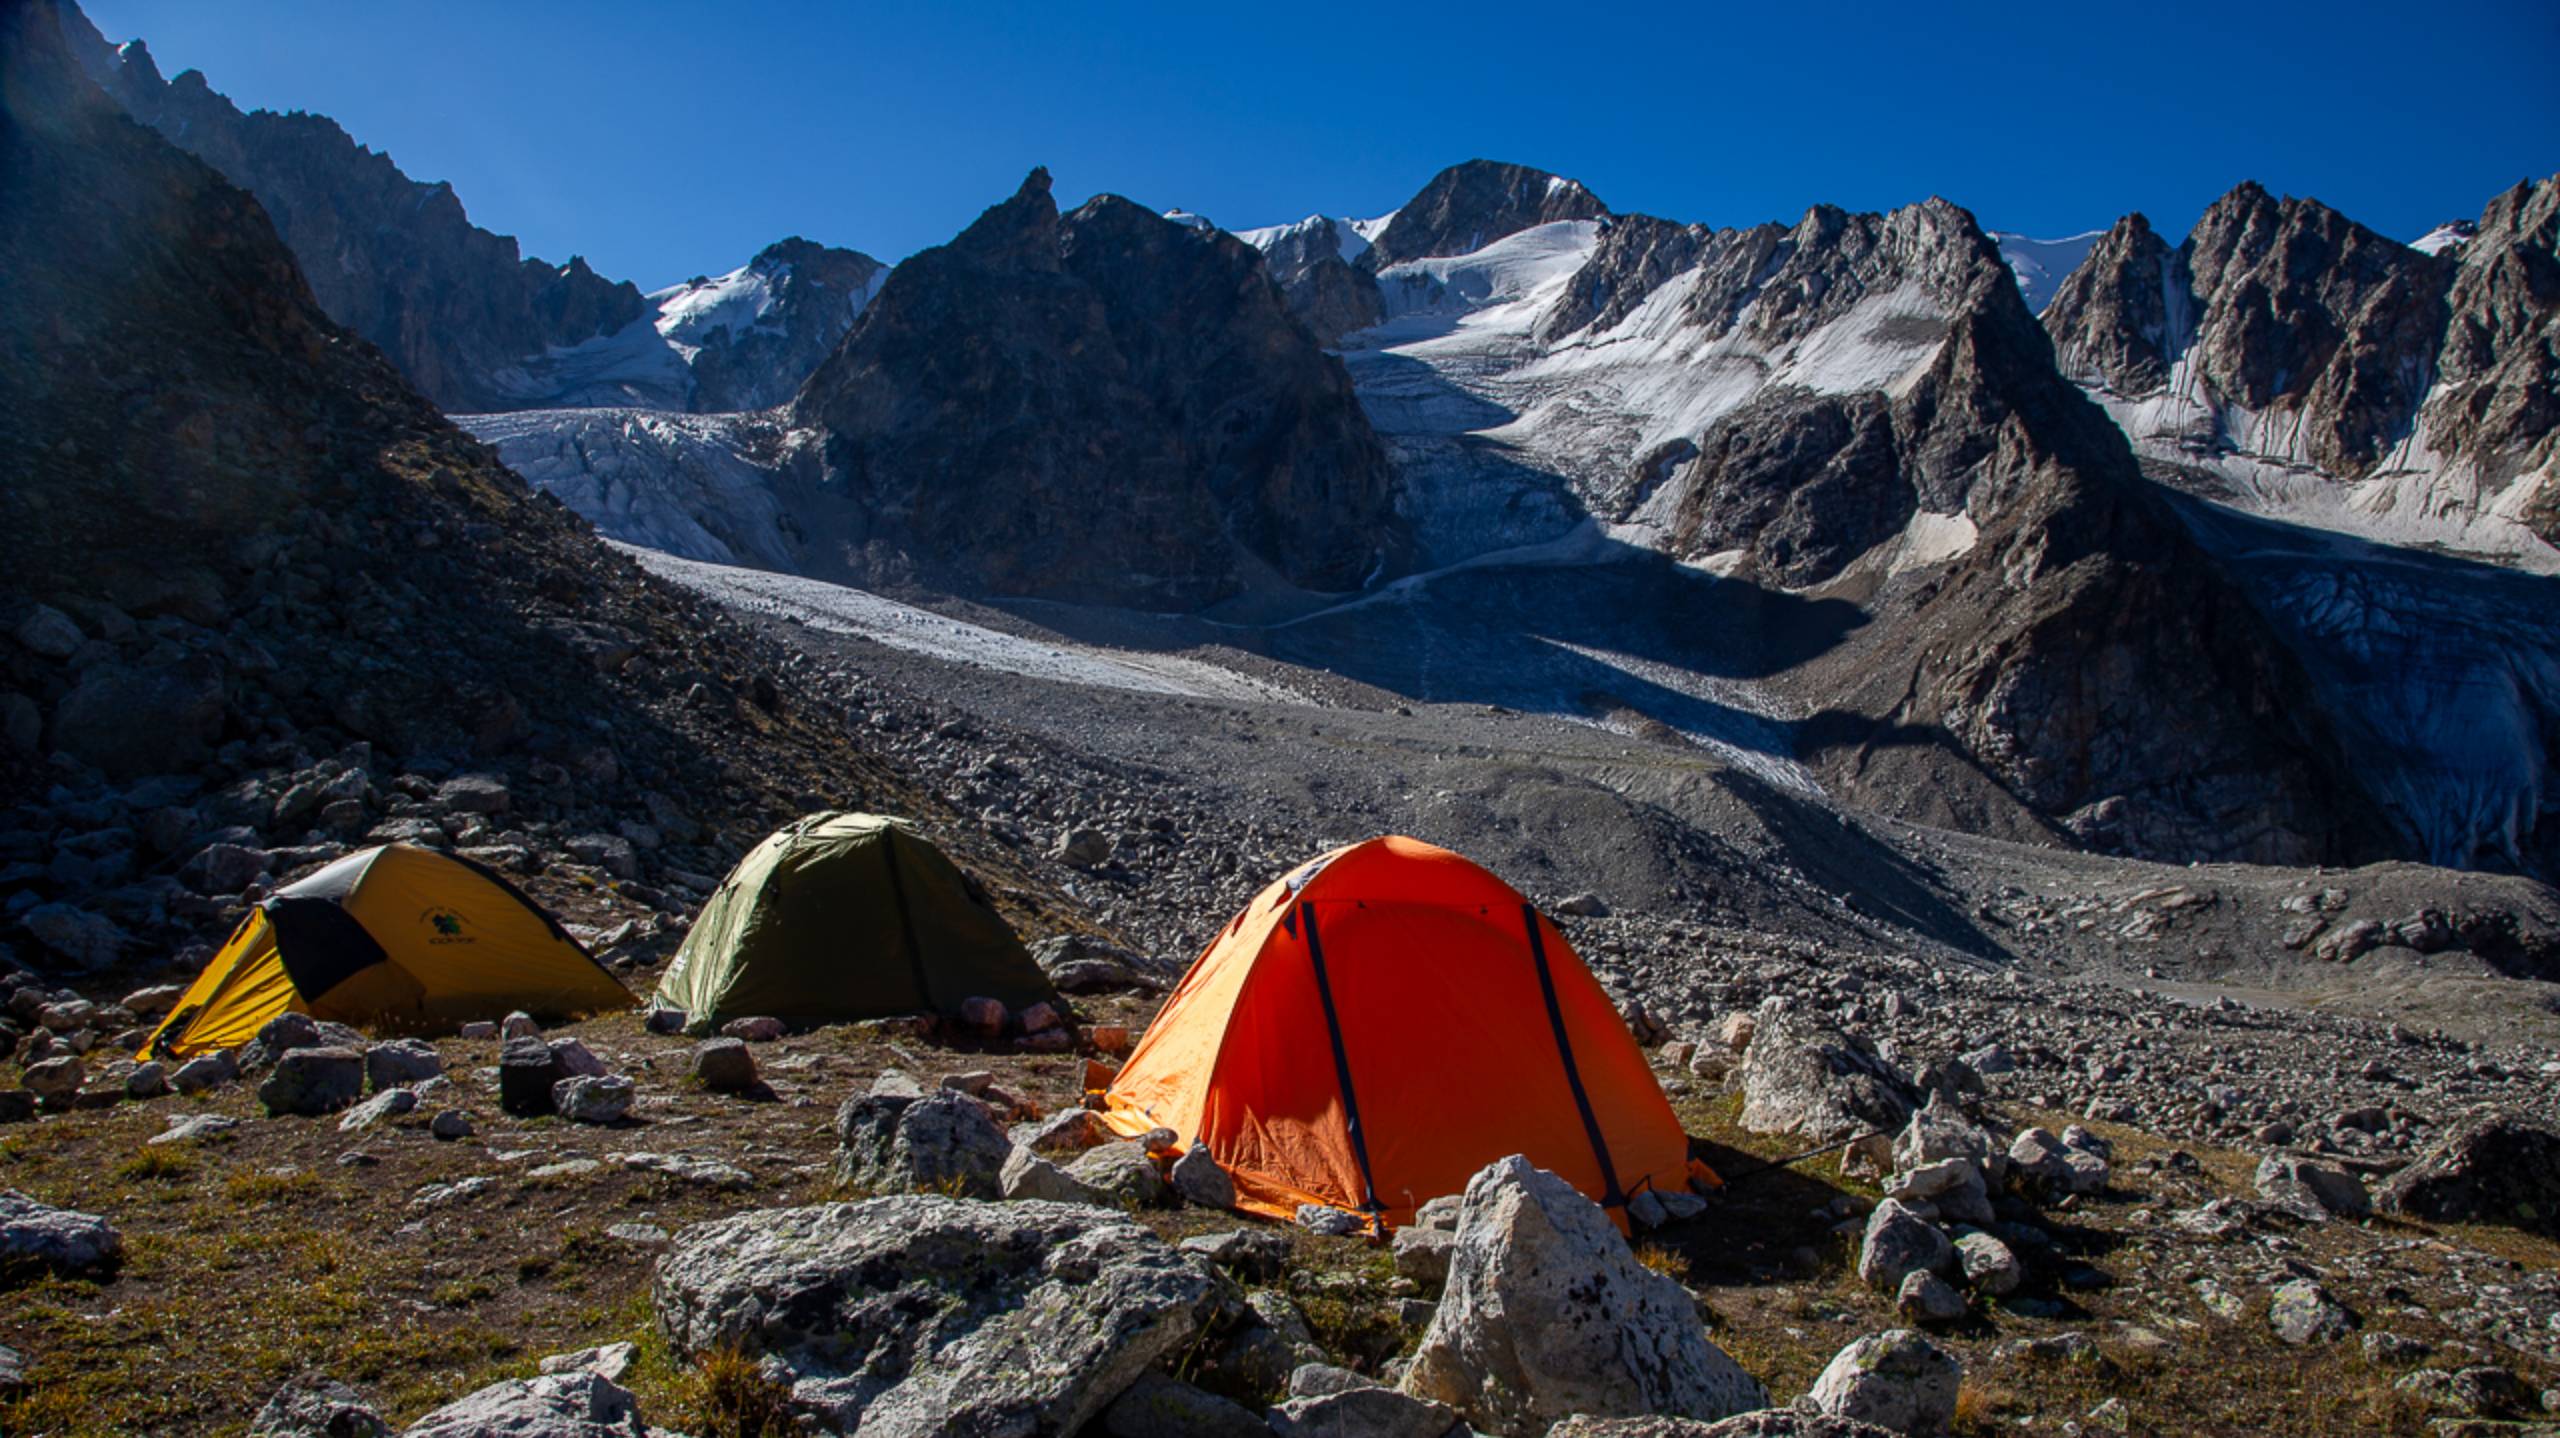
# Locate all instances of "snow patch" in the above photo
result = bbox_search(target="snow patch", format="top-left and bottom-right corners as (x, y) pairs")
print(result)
(1993, 231), (2104, 314)
(1890, 510), (1980, 573)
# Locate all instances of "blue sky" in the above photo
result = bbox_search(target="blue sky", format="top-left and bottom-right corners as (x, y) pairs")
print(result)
(84, 0), (2560, 292)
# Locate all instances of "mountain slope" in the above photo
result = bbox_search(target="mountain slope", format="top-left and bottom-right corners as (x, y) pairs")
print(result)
(0, 0), (1049, 962)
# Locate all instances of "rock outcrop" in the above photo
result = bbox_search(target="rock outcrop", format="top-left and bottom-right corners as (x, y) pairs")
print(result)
(790, 168), (1410, 608)
(1360, 159), (1609, 271)
(653, 1195), (1231, 1434)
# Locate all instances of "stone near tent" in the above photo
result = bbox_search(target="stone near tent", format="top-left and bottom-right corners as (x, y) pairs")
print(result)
(1069, 1140), (1169, 1207)
(1051, 828), (1112, 868)
(1858, 1199), (1954, 1292)
(2376, 1118), (2560, 1236)
(0, 1189), (120, 1277)
(547, 1037), (607, 1079)
(171, 1051), (238, 1094)
(654, 1195), (1228, 1435)
(20, 903), (129, 970)
(2255, 1154), (2371, 1222)
(363, 1039), (442, 1092)
(259, 1047), (363, 1117)
(1000, 1146), (1113, 1205)
(554, 1074), (634, 1124)
(691, 1037), (758, 1093)
(1736, 997), (1920, 1145)
(1807, 1329), (1961, 1435)
(403, 1369), (645, 1438)
(1403, 1156), (1767, 1431)
(429, 1109), (475, 1141)
(834, 1089), (1010, 1197)
(1886, 1158), (1993, 1228)
(21, 1055), (82, 1106)
(1180, 1227), (1290, 1281)
(1555, 892), (1611, 917)
(1009, 1107), (1108, 1157)
(457, 1021), (498, 1040)
(1169, 1143), (1234, 1209)
(1089, 1024), (1133, 1054)
(1894, 1093), (1995, 1175)
(1393, 1225), (1458, 1286)
(338, 1087), (417, 1132)
(433, 774), (512, 817)
(246, 1373), (390, 1438)
(241, 1014), (331, 1071)
(500, 1012), (542, 1040)
(1296, 1204), (1364, 1237)
(719, 1015), (785, 1042)
(500, 1036), (563, 1116)
(120, 984), (185, 1020)
(959, 995), (1009, 1036)
(1019, 1001), (1063, 1035)
(643, 1007), (687, 1035)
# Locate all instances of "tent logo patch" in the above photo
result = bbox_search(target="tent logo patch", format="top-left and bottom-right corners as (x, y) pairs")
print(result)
(422, 908), (475, 945)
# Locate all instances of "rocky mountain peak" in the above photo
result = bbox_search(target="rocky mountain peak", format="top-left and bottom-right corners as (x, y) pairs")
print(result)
(2040, 212), (2179, 394)
(1361, 158), (1609, 271)
(785, 173), (1407, 608)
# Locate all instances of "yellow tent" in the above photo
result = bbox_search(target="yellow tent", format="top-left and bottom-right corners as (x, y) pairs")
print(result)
(141, 844), (630, 1059)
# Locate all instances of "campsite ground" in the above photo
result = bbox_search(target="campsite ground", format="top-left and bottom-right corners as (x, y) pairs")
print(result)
(4, 980), (2552, 1437)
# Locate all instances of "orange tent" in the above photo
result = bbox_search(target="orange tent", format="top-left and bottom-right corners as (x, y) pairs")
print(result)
(1102, 836), (1705, 1228)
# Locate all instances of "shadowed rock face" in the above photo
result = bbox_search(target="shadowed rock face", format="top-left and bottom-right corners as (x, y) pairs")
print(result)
(678, 237), (888, 412)
(1360, 158), (1609, 271)
(791, 169), (1409, 609)
(2039, 213), (2180, 394)
(57, 8), (645, 412)
(1250, 216), (1386, 345)
(2429, 177), (2560, 523)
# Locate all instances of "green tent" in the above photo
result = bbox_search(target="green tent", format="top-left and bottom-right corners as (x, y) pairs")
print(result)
(652, 812), (1056, 1031)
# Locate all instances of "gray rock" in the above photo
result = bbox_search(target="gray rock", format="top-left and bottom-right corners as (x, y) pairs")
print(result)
(1896, 1270), (1966, 1324)
(1554, 892), (1610, 917)
(546, 1037), (606, 1079)
(552, 1074), (634, 1125)
(363, 1040), (442, 1092)
(182, 842), (270, 896)
(2375, 1118), (2560, 1236)
(1011, 1106), (1109, 1156)
(719, 1015), (785, 1042)
(433, 774), (512, 817)
(240, 1013), (322, 1070)
(0, 1188), (120, 1276)
(123, 1060), (170, 1100)
(1807, 1329), (1961, 1435)
(537, 1342), (638, 1382)
(402, 1370), (643, 1438)
(19, 904), (128, 970)
(834, 1089), (1009, 1197)
(148, 1112), (240, 1145)
(1857, 1199), (1953, 1292)
(1893, 1093), (1994, 1174)
(429, 1109), (474, 1141)
(1179, 1227), (1288, 1280)
(337, 1088), (418, 1133)
(13, 604), (83, 659)
(1953, 1232), (2022, 1297)
(1884, 1159), (1992, 1228)
(999, 1145), (1112, 1205)
(1393, 1224), (1458, 1286)
(1269, 1384), (1467, 1438)
(1414, 1194), (1465, 1231)
(690, 1037), (757, 1093)
(258, 1047), (363, 1117)
(1169, 1142), (1234, 1210)
(1051, 828), (1112, 868)
(247, 1373), (390, 1438)
(1067, 1140), (1168, 1207)
(2254, 1154), (2372, 1222)
(51, 661), (225, 778)
(499, 1035), (561, 1115)
(2269, 1278), (2355, 1344)
(170, 1052), (238, 1094)
(1100, 1372), (1268, 1438)
(1736, 997), (1919, 1144)
(21, 1055), (83, 1105)
(652, 1195), (1230, 1436)
(1402, 1155), (1766, 1431)
(1296, 1204), (1365, 1237)
(2008, 1127), (2106, 1195)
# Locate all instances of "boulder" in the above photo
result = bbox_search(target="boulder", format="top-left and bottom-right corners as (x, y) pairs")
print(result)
(719, 1015), (785, 1042)
(402, 1370), (644, 1438)
(1735, 998), (1918, 1144)
(2254, 1154), (2371, 1222)
(653, 1196), (1231, 1435)
(1013, 1106), (1110, 1156)
(170, 1052), (238, 1094)
(1067, 1140), (1169, 1207)
(1051, 829), (1112, 868)
(362, 1040), (442, 1092)
(149, 1112), (240, 1145)
(258, 1047), (363, 1117)
(547, 1037), (607, 1079)
(539, 1342), (638, 1382)
(2268, 1278), (2355, 1345)
(0, 1189), (120, 1276)
(247, 1373), (390, 1438)
(1000, 1146), (1113, 1205)
(553, 1074), (634, 1125)
(1168, 1144), (1236, 1210)
(52, 661), (226, 779)
(1099, 1372), (1268, 1438)
(2008, 1128), (2106, 1195)
(1892, 1093), (1994, 1174)
(1896, 1270), (1966, 1324)
(337, 1088), (417, 1133)
(1179, 1227), (1289, 1281)
(1953, 1232), (2022, 1297)
(1857, 1199), (1953, 1292)
(21, 1055), (83, 1106)
(1401, 1155), (1767, 1432)
(499, 1036), (562, 1116)
(1268, 1384), (1467, 1437)
(2375, 1119), (2560, 1236)
(691, 1037), (758, 1093)
(19, 904), (128, 970)
(834, 1089), (1009, 1197)
(1806, 1329), (1961, 1435)
(240, 1013), (323, 1071)
(1884, 1159), (1992, 1228)
(1393, 1224), (1458, 1286)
